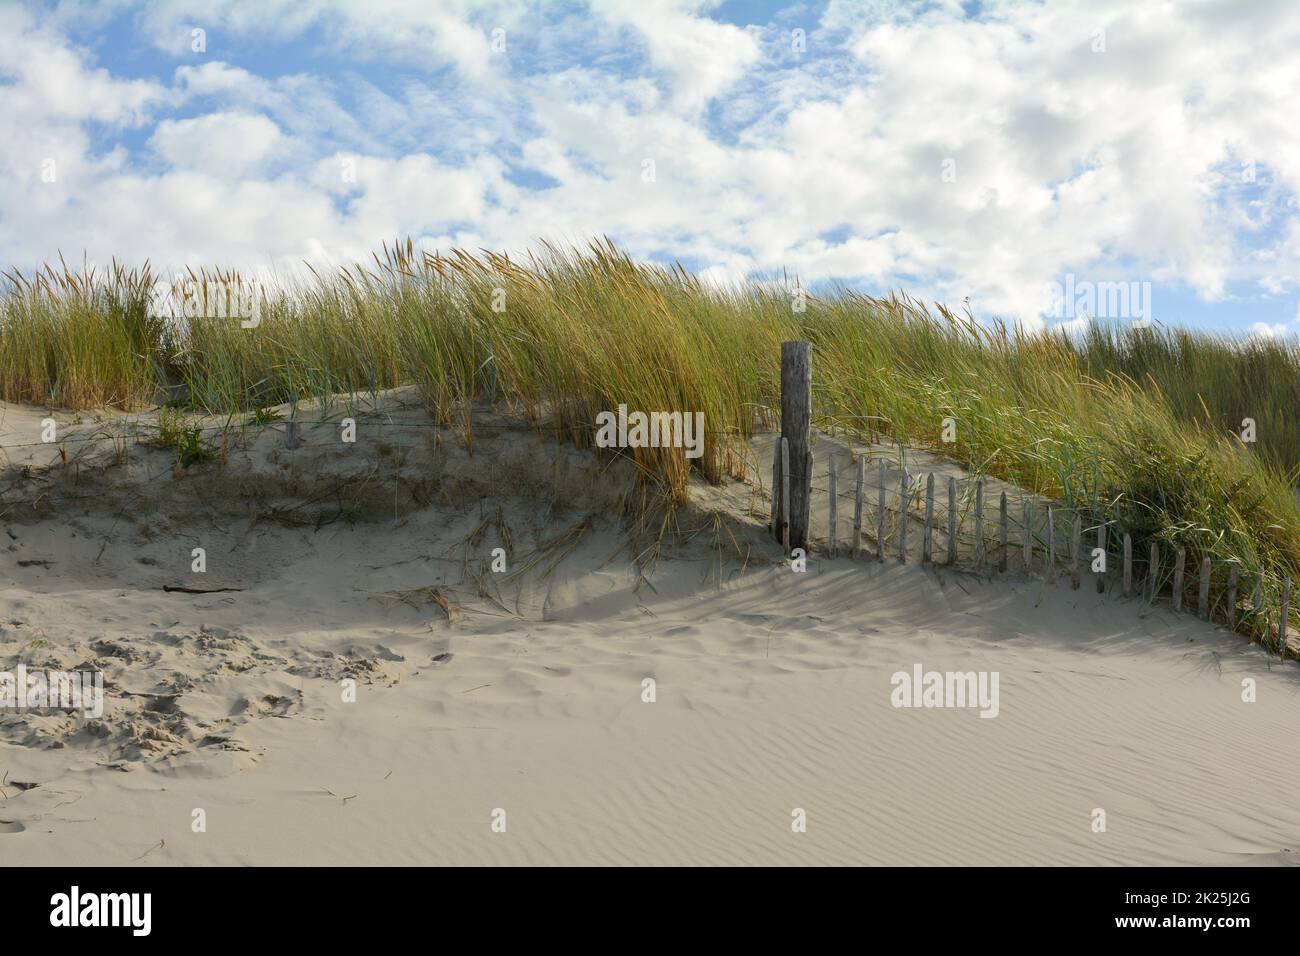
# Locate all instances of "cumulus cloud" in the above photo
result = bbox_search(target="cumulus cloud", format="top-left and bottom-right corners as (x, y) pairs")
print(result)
(592, 0), (761, 111)
(1250, 321), (1290, 341)
(1, 0), (1299, 332)
(149, 112), (286, 178)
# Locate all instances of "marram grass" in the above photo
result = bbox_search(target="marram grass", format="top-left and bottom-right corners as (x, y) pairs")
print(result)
(3, 239), (1300, 649)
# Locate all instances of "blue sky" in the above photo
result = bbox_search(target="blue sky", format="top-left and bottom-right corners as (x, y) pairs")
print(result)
(3, 0), (1299, 335)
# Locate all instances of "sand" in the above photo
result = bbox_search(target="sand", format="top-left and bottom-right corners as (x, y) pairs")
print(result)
(1, 392), (1298, 865)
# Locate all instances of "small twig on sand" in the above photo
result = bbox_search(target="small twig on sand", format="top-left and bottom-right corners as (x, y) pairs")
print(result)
(132, 839), (165, 861)
(161, 585), (244, 594)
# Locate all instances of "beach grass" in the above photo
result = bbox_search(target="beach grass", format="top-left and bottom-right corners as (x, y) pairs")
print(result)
(3, 238), (1299, 648)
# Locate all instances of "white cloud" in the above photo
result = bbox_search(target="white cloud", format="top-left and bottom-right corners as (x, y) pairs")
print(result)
(150, 112), (285, 178)
(3, 0), (1300, 336)
(135, 0), (509, 83)
(1250, 321), (1289, 341)
(593, 0), (761, 111)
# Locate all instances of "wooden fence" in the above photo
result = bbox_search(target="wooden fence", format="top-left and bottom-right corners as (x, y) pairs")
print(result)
(768, 340), (1291, 659)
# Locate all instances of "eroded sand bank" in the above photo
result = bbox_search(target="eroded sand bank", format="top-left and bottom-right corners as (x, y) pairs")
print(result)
(2, 394), (1297, 865)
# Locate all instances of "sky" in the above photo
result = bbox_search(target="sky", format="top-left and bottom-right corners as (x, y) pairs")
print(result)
(2, 0), (1299, 335)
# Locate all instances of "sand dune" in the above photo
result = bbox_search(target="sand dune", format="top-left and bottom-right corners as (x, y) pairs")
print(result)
(1, 394), (1297, 865)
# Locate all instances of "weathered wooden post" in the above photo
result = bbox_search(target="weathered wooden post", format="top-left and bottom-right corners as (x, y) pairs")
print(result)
(853, 456), (865, 558)
(974, 481), (985, 569)
(828, 453), (838, 558)
(778, 341), (812, 553)
(780, 438), (791, 554)
(922, 473), (935, 563)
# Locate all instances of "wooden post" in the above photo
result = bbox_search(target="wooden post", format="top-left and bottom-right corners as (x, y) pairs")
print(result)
(1046, 506), (1055, 580)
(1173, 547), (1185, 612)
(1070, 514), (1082, 589)
(1022, 500), (1032, 572)
(998, 491), (1008, 572)
(898, 469), (908, 563)
(922, 473), (935, 563)
(285, 419), (300, 449)
(779, 341), (812, 553)
(1122, 533), (1132, 597)
(1095, 519), (1106, 594)
(1149, 542), (1159, 602)
(947, 477), (957, 564)
(828, 453), (838, 558)
(1198, 556), (1211, 620)
(974, 482), (985, 569)
(781, 437), (791, 555)
(877, 459), (886, 562)
(853, 455), (864, 558)
(1226, 566), (1238, 631)
(1280, 576), (1290, 659)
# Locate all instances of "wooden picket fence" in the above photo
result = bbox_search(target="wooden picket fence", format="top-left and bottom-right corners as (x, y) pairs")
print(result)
(770, 439), (1291, 657)
(767, 341), (1291, 659)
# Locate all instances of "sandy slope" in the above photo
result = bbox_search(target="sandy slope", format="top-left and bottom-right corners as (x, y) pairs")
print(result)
(1, 394), (1297, 865)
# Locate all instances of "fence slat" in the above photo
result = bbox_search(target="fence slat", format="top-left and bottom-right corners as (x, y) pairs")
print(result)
(1226, 565), (1238, 631)
(1122, 533), (1132, 597)
(1071, 514), (1082, 590)
(1252, 582), (1262, 641)
(877, 459), (886, 563)
(898, 469), (908, 563)
(770, 439), (781, 535)
(1047, 506), (1055, 580)
(828, 453), (837, 558)
(1173, 547), (1186, 612)
(922, 473), (935, 563)
(1280, 576), (1291, 659)
(1023, 500), (1032, 572)
(1149, 542), (1159, 602)
(974, 482), (985, 569)
(1095, 519), (1106, 594)
(853, 455), (864, 558)
(1198, 556), (1211, 619)
(947, 477), (957, 565)
(999, 491), (1008, 572)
